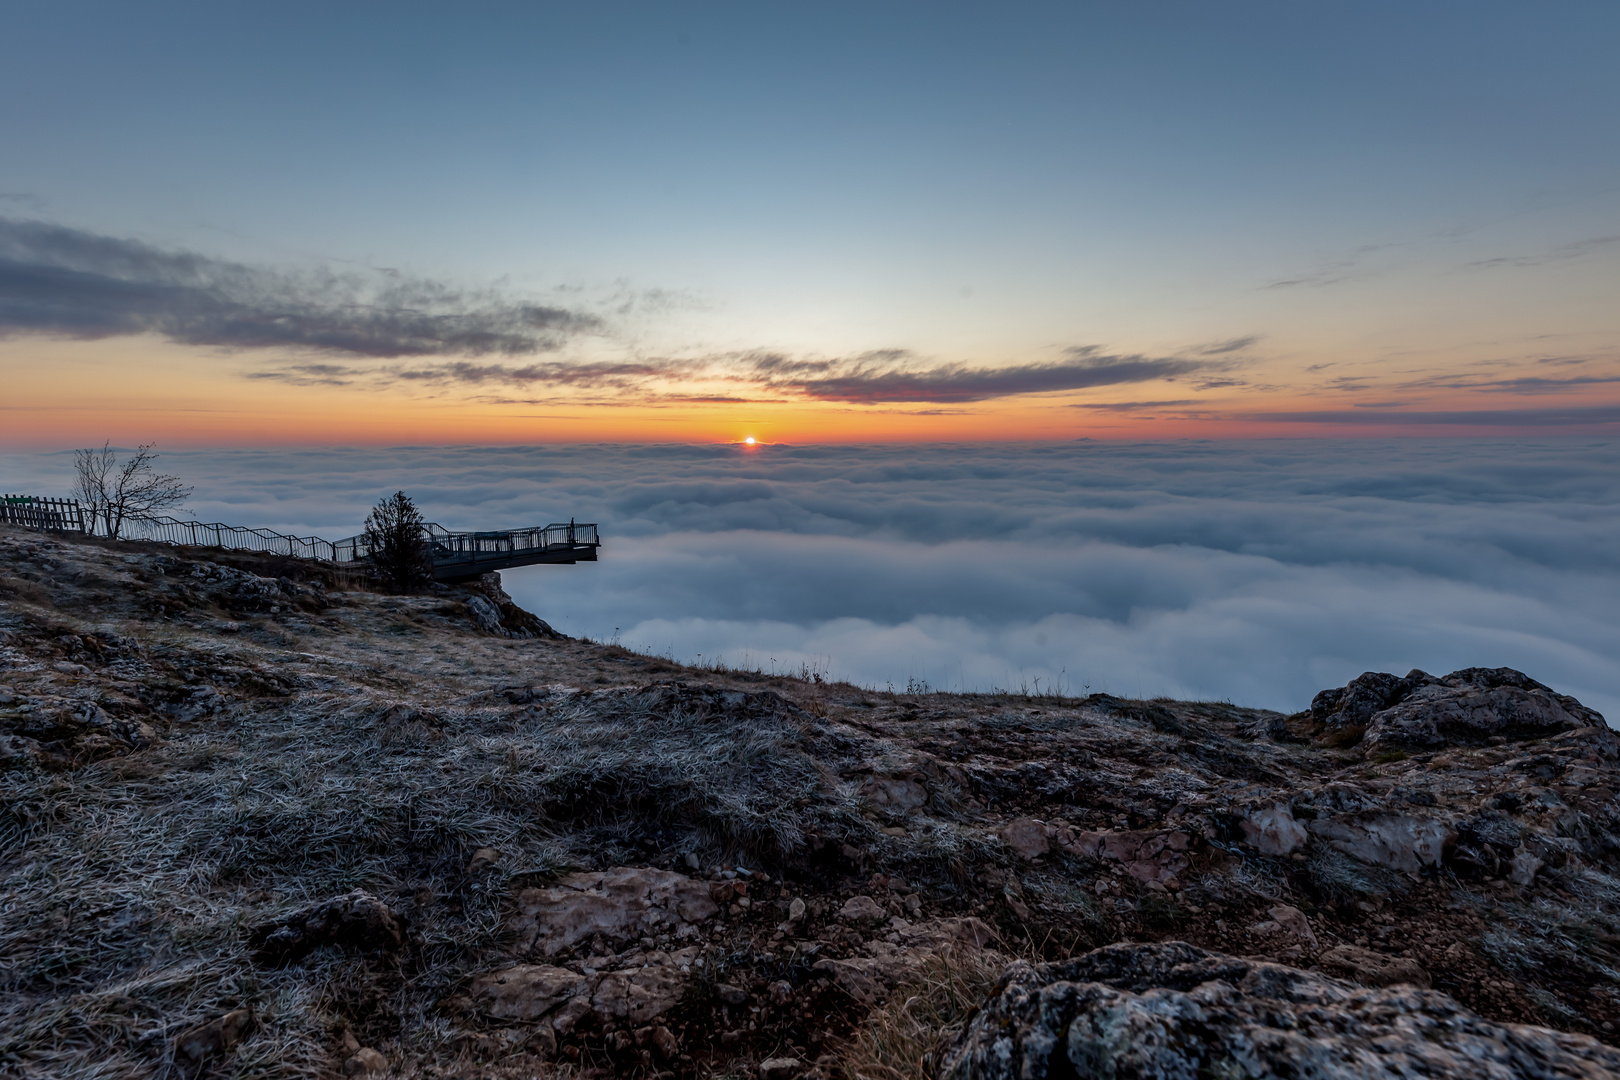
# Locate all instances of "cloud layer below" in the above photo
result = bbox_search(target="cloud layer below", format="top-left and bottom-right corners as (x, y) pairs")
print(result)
(3, 439), (1615, 719)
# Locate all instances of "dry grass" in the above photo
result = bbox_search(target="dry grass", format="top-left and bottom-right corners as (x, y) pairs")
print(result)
(837, 947), (1011, 1080)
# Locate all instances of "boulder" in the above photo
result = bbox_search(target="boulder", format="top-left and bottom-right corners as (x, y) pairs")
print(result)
(509, 866), (718, 956)
(1309, 667), (1604, 751)
(1307, 812), (1454, 874)
(1310, 670), (1422, 733)
(465, 594), (506, 635)
(1239, 803), (1308, 857)
(839, 895), (887, 925)
(469, 573), (565, 640)
(250, 890), (406, 965)
(938, 942), (1620, 1080)
(1001, 817), (1050, 860)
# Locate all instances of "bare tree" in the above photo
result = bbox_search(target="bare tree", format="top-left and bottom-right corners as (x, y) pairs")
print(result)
(73, 442), (193, 538)
(363, 490), (430, 592)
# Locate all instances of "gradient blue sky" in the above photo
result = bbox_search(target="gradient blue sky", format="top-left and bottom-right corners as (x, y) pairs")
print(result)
(2, 1), (1618, 442)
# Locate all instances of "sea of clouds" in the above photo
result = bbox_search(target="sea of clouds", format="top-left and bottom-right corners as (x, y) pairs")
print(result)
(5, 439), (1617, 719)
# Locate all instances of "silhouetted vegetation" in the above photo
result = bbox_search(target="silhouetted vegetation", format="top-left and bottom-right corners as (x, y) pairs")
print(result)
(363, 490), (428, 592)
(73, 441), (191, 538)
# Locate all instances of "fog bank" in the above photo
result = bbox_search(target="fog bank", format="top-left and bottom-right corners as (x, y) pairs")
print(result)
(4, 439), (1615, 718)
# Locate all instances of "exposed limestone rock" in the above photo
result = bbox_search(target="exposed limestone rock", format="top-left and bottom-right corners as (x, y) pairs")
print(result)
(1001, 817), (1050, 860)
(1249, 903), (1318, 956)
(589, 948), (697, 1025)
(759, 1056), (804, 1080)
(1319, 944), (1432, 989)
(471, 572), (565, 640)
(1309, 667), (1604, 751)
(1239, 803), (1308, 856)
(839, 895), (887, 925)
(940, 942), (1620, 1080)
(464, 947), (701, 1032)
(468, 965), (587, 1021)
(1510, 849), (1545, 885)
(813, 917), (999, 1006)
(510, 867), (718, 956)
(1061, 827), (1192, 888)
(1307, 812), (1455, 874)
(862, 774), (929, 812)
(249, 890), (406, 965)
(465, 594), (506, 635)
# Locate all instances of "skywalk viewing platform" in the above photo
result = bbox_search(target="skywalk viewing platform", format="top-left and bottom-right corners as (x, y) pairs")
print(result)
(0, 495), (599, 581)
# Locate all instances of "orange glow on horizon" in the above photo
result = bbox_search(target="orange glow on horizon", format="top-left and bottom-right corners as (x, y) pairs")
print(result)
(3, 335), (1617, 449)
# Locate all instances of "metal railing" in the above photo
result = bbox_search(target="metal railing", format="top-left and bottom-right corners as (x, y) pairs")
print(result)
(110, 514), (362, 562)
(2, 493), (597, 571)
(423, 521), (599, 558)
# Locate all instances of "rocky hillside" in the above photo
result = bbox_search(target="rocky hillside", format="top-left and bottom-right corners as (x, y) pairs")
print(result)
(2, 526), (1619, 1079)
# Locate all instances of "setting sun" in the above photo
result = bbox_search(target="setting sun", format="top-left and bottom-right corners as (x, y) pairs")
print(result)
(744, 436), (756, 445)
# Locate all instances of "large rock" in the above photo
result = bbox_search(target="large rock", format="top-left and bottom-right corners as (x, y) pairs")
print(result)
(468, 964), (588, 1021)
(939, 942), (1620, 1080)
(1239, 803), (1309, 857)
(510, 867), (718, 956)
(468, 573), (565, 640)
(813, 917), (999, 1006)
(1060, 828), (1191, 888)
(589, 949), (696, 1025)
(1309, 667), (1604, 751)
(249, 890), (406, 965)
(1307, 811), (1455, 874)
(464, 947), (701, 1032)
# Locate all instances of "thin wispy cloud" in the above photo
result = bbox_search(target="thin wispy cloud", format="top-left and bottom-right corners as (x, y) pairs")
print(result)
(1244, 405), (1620, 427)
(386, 359), (683, 387)
(750, 345), (1220, 404)
(0, 218), (601, 357)
(1420, 372), (1620, 396)
(1193, 335), (1260, 356)
(1470, 234), (1620, 270)
(1068, 399), (1201, 411)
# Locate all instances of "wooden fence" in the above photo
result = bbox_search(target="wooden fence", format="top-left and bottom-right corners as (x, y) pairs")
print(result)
(1, 495), (86, 533)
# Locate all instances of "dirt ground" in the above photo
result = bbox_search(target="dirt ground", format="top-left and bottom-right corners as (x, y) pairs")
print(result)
(3, 525), (1618, 1079)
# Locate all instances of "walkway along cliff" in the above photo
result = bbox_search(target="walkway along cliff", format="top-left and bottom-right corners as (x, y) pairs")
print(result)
(0, 493), (600, 581)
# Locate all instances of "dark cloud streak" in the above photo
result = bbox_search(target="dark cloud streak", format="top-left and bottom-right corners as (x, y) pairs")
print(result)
(1245, 405), (1620, 427)
(0, 218), (600, 358)
(753, 345), (1218, 404)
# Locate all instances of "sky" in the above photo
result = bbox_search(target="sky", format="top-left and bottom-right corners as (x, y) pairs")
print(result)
(3, 4), (1617, 715)
(5, 439), (1616, 720)
(2, 1), (1619, 443)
